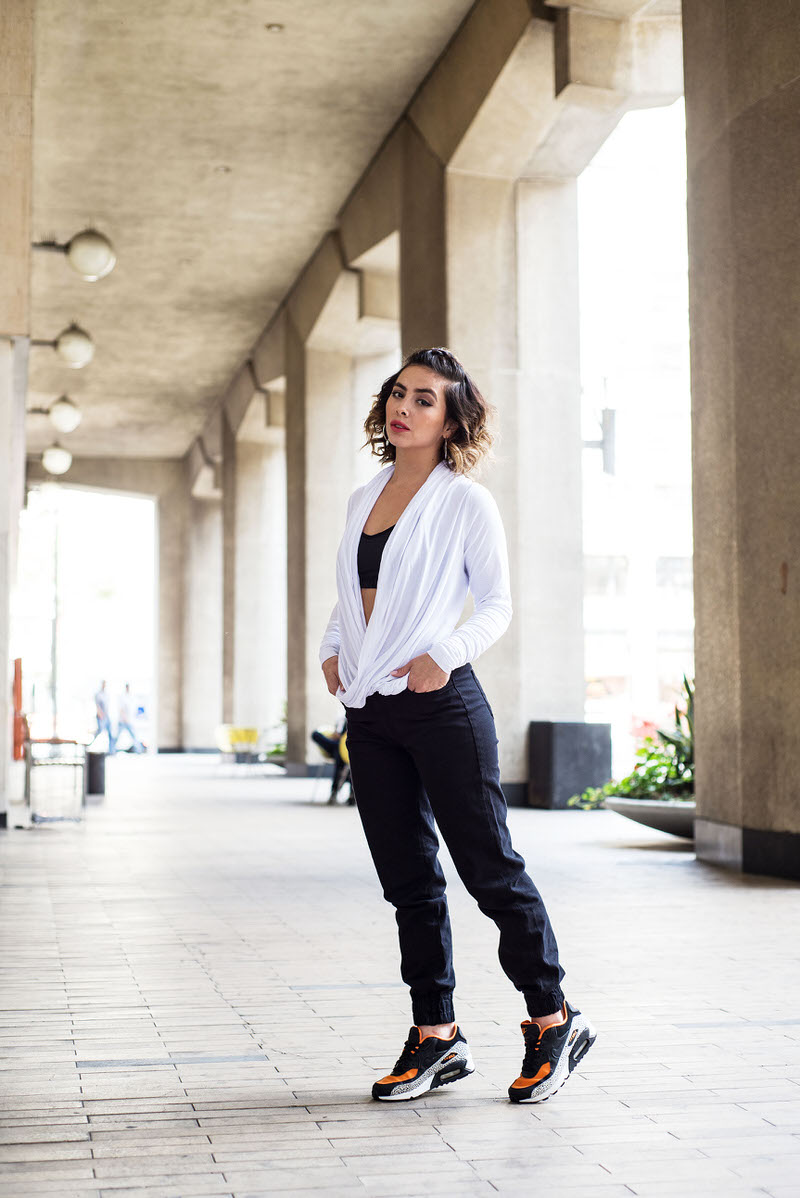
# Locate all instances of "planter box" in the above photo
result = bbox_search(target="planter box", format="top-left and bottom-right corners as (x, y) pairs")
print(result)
(604, 795), (696, 840)
(528, 720), (612, 809)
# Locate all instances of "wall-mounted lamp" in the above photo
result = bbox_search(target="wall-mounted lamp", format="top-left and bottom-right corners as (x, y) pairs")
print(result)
(32, 228), (116, 281)
(27, 395), (82, 434)
(31, 323), (95, 368)
(42, 444), (73, 476)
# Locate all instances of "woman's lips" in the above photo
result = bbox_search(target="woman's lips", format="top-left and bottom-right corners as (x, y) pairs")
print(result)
(391, 422), (409, 430)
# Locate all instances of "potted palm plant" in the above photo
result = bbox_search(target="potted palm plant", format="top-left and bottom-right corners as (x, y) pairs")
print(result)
(567, 675), (695, 839)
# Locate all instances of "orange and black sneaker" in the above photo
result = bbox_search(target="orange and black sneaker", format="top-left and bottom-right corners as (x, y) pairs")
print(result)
(508, 998), (596, 1103)
(372, 1025), (474, 1101)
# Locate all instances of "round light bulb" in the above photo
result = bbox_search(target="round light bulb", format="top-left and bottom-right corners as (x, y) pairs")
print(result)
(42, 444), (73, 476)
(66, 229), (116, 281)
(49, 395), (82, 433)
(54, 324), (94, 368)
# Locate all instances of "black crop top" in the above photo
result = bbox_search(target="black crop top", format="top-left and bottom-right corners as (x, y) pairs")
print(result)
(357, 524), (396, 588)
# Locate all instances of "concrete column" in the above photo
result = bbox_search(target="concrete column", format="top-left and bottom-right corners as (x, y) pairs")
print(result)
(221, 412), (236, 723)
(0, 341), (27, 816)
(683, 0), (800, 878)
(233, 437), (287, 735)
(400, 123), (447, 355)
(156, 470), (188, 751)
(514, 177), (585, 730)
(1, 0), (34, 818)
(435, 171), (585, 795)
(284, 315), (307, 771)
(183, 497), (223, 749)
(287, 344), (358, 769)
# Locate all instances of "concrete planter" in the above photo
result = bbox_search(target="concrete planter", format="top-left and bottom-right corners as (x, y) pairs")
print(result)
(604, 795), (696, 840)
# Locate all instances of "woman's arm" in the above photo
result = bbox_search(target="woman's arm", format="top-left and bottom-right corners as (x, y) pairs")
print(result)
(427, 484), (513, 673)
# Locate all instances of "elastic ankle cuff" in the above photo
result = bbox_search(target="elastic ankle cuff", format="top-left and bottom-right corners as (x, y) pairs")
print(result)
(411, 992), (455, 1025)
(524, 989), (566, 1019)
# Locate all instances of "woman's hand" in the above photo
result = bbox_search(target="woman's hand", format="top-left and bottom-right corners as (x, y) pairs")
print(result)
(391, 653), (451, 693)
(321, 654), (342, 696)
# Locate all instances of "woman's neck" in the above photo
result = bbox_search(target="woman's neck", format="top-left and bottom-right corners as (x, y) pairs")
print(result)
(390, 451), (442, 491)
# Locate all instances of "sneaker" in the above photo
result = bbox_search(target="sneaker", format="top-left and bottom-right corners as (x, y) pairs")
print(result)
(508, 998), (596, 1103)
(372, 1025), (474, 1101)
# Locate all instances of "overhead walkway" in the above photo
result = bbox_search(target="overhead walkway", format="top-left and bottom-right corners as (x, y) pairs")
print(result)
(0, 755), (798, 1197)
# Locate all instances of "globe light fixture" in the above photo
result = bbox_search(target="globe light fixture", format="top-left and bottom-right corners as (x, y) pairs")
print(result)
(32, 227), (116, 281)
(48, 395), (82, 433)
(54, 323), (94, 368)
(42, 444), (73, 476)
(65, 229), (116, 280)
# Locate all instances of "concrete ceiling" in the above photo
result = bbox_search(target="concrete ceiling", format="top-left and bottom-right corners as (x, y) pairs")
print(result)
(26, 0), (477, 459)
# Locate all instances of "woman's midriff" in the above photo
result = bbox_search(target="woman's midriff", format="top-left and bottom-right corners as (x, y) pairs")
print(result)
(361, 586), (377, 625)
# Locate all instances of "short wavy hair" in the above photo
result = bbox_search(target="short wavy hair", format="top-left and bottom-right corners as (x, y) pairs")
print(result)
(362, 347), (496, 476)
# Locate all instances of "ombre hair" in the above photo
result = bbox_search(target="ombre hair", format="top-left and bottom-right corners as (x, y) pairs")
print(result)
(362, 347), (496, 476)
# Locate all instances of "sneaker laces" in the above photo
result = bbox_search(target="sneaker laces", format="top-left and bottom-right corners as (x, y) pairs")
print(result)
(391, 1030), (422, 1076)
(521, 1020), (562, 1075)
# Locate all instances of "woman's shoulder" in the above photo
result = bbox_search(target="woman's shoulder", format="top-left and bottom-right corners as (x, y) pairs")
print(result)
(459, 473), (499, 513)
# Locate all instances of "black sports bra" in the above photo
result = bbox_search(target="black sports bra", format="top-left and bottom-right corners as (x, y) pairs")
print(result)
(357, 524), (396, 588)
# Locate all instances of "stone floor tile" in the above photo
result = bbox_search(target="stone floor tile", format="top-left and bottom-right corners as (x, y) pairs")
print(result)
(1, 755), (799, 1197)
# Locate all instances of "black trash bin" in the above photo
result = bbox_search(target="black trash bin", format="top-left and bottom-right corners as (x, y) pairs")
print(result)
(86, 750), (106, 795)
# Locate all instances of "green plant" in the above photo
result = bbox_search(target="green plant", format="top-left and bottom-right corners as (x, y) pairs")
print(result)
(568, 674), (695, 810)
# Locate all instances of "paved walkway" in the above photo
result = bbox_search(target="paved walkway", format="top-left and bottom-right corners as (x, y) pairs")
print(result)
(1, 753), (799, 1198)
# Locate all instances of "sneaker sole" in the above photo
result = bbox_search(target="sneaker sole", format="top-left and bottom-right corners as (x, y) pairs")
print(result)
(509, 1017), (597, 1104)
(373, 1046), (475, 1102)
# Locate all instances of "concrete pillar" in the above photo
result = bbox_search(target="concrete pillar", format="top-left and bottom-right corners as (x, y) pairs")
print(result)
(221, 412), (236, 723)
(0, 341), (27, 817)
(284, 314), (307, 771)
(400, 123), (446, 355)
(286, 341), (362, 770)
(514, 177), (586, 731)
(233, 436), (287, 735)
(0, 0), (33, 820)
(427, 170), (586, 795)
(683, 0), (800, 878)
(183, 497), (223, 749)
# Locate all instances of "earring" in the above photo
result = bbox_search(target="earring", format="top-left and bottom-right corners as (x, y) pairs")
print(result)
(443, 437), (450, 463)
(382, 423), (388, 439)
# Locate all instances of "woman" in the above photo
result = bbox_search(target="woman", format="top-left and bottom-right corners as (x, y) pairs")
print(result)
(319, 347), (596, 1103)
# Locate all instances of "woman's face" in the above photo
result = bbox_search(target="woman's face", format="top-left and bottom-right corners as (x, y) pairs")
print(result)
(386, 364), (455, 452)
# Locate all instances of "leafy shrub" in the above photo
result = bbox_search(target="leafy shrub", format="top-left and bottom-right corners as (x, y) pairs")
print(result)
(568, 675), (694, 810)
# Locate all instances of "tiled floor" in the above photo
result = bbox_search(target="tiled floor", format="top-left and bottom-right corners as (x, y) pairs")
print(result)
(1, 753), (800, 1198)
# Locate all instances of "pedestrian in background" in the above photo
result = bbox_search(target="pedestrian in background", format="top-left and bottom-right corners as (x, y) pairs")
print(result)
(94, 680), (115, 754)
(116, 683), (144, 753)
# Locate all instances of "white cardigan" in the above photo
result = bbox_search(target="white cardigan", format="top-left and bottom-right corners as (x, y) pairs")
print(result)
(319, 459), (512, 709)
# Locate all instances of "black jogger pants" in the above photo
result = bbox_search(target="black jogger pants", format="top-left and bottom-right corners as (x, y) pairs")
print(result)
(343, 662), (566, 1025)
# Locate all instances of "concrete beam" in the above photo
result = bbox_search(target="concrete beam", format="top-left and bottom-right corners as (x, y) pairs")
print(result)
(252, 309), (286, 392)
(359, 271), (399, 324)
(408, 0), (536, 167)
(338, 127), (403, 267)
(185, 436), (221, 500)
(546, 0), (676, 15)
(286, 231), (347, 344)
(555, 9), (683, 107)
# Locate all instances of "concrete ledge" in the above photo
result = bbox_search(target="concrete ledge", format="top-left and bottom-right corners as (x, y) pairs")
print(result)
(695, 818), (743, 870)
(696, 817), (800, 882)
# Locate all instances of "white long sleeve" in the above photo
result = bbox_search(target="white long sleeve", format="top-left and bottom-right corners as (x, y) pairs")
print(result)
(319, 601), (341, 666)
(426, 484), (512, 673)
(318, 460), (513, 709)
